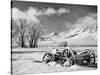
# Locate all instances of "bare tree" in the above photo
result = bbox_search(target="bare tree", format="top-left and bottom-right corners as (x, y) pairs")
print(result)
(11, 20), (21, 47)
(18, 19), (28, 48)
(28, 22), (45, 48)
(12, 19), (45, 48)
(11, 19), (27, 48)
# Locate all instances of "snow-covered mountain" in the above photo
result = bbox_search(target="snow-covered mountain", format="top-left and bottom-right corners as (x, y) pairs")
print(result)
(40, 23), (97, 46)
(40, 14), (97, 46)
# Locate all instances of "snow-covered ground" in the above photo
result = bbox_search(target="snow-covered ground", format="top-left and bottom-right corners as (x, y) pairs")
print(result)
(12, 47), (97, 75)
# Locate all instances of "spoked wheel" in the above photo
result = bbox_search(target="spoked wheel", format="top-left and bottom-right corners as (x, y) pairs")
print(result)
(42, 53), (54, 63)
(62, 48), (75, 67)
(83, 49), (95, 65)
(63, 57), (74, 67)
(63, 48), (73, 58)
(89, 49), (95, 64)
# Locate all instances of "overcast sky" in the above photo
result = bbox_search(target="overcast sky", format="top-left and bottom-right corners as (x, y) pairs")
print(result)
(11, 1), (97, 34)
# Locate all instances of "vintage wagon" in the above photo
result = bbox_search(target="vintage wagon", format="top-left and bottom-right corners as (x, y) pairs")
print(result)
(42, 48), (95, 67)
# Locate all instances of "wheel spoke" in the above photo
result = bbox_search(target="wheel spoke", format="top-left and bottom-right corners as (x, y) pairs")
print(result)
(43, 53), (54, 63)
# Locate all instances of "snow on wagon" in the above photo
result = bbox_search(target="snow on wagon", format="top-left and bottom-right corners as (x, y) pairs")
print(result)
(42, 47), (95, 67)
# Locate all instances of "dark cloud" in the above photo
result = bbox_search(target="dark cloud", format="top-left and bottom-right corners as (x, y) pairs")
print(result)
(11, 1), (97, 34)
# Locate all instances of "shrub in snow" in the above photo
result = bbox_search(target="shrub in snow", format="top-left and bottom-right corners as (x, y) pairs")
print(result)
(59, 41), (68, 47)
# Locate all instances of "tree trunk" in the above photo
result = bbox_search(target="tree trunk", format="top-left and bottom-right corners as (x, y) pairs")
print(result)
(21, 35), (25, 48)
(29, 38), (34, 48)
(33, 38), (38, 48)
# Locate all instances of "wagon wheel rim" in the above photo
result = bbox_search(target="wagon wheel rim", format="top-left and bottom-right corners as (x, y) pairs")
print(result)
(63, 57), (74, 67)
(87, 49), (95, 64)
(43, 53), (53, 63)
(69, 57), (74, 65)
(63, 49), (72, 58)
(89, 53), (95, 64)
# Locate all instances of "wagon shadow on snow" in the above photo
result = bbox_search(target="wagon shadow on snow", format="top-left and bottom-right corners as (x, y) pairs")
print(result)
(33, 60), (43, 63)
(79, 63), (97, 68)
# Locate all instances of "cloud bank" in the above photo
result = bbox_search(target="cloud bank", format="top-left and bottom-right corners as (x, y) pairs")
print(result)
(75, 13), (97, 28)
(65, 13), (97, 31)
(12, 7), (70, 23)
